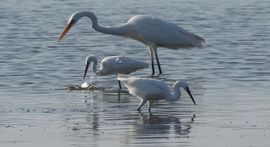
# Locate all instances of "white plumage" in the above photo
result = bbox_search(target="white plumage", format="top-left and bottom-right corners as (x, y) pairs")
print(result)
(118, 76), (196, 111)
(83, 55), (148, 89)
(58, 11), (205, 75)
(127, 15), (204, 48)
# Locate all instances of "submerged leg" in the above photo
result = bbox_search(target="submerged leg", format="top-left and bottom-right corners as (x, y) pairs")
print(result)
(117, 89), (121, 102)
(152, 46), (162, 75)
(148, 100), (154, 112)
(137, 98), (147, 111)
(118, 80), (122, 90)
(148, 46), (155, 76)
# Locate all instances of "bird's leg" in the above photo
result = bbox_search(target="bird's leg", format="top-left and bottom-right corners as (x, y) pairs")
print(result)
(137, 98), (147, 112)
(152, 46), (162, 75)
(148, 46), (155, 76)
(148, 100), (154, 112)
(147, 107), (158, 124)
(118, 80), (122, 90)
(117, 89), (121, 103)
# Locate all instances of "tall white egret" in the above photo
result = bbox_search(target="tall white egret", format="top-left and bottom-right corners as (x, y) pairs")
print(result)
(57, 11), (205, 75)
(118, 76), (196, 111)
(83, 55), (148, 89)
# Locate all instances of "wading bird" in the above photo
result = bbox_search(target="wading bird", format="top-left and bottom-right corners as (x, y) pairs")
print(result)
(83, 55), (148, 89)
(57, 11), (205, 75)
(118, 76), (196, 111)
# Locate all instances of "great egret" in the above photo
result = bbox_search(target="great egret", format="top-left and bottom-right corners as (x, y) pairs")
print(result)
(83, 55), (148, 89)
(57, 11), (205, 75)
(118, 76), (196, 111)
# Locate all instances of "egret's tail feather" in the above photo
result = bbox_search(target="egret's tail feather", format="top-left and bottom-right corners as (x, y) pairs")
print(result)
(193, 34), (205, 48)
(141, 62), (149, 68)
(196, 35), (205, 43)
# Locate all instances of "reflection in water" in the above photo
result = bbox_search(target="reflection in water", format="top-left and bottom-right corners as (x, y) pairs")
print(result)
(61, 89), (197, 147)
(1, 0), (270, 146)
(62, 91), (103, 147)
(138, 111), (195, 135)
(124, 111), (195, 145)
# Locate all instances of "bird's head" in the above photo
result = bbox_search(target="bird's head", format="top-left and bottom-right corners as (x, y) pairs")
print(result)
(175, 81), (196, 105)
(57, 13), (77, 42)
(57, 11), (96, 42)
(83, 55), (98, 79)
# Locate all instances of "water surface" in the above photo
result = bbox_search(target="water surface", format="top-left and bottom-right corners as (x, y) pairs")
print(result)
(1, 0), (270, 146)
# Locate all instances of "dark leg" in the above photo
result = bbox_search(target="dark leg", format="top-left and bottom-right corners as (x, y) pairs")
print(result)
(117, 89), (121, 103)
(153, 46), (162, 75)
(118, 80), (122, 90)
(137, 98), (147, 112)
(148, 46), (155, 76)
(148, 100), (154, 112)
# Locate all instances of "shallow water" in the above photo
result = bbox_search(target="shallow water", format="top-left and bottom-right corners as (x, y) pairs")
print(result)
(1, 0), (270, 146)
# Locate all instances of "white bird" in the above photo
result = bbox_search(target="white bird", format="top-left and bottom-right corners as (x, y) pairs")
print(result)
(118, 76), (196, 111)
(57, 11), (205, 75)
(83, 55), (148, 89)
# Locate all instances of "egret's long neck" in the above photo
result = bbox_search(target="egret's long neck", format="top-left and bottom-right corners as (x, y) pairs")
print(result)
(88, 57), (98, 73)
(81, 11), (130, 36)
(167, 82), (182, 101)
(92, 60), (97, 73)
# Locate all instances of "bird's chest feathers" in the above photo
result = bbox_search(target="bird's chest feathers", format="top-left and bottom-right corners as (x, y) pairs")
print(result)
(125, 30), (147, 45)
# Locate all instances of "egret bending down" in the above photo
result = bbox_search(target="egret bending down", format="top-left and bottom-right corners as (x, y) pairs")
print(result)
(83, 55), (148, 89)
(118, 76), (196, 111)
(57, 11), (205, 75)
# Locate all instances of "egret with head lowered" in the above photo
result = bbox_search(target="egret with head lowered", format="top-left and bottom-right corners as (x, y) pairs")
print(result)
(83, 55), (148, 90)
(118, 76), (196, 111)
(57, 11), (205, 76)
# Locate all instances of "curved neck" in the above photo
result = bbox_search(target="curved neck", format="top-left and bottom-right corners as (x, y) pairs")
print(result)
(79, 11), (130, 36)
(167, 82), (183, 101)
(92, 61), (98, 73)
(87, 57), (98, 73)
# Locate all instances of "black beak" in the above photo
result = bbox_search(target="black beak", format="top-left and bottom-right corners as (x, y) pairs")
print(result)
(185, 86), (196, 105)
(83, 62), (90, 79)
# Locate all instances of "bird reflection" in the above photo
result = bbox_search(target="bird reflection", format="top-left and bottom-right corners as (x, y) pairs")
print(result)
(62, 92), (102, 147)
(127, 111), (195, 139)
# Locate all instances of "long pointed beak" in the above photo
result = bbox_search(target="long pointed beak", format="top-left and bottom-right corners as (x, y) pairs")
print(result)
(57, 20), (75, 42)
(185, 86), (196, 105)
(83, 62), (90, 79)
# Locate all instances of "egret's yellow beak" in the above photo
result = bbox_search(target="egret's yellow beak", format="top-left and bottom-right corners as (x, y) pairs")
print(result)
(57, 20), (75, 42)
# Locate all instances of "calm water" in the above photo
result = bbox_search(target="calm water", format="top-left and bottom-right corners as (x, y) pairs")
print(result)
(1, 0), (270, 146)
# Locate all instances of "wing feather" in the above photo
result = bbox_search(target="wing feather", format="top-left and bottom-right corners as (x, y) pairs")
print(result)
(100, 56), (148, 75)
(129, 15), (204, 48)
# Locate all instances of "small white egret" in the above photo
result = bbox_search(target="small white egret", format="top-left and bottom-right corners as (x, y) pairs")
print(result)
(118, 76), (196, 111)
(57, 11), (205, 75)
(83, 55), (148, 89)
